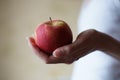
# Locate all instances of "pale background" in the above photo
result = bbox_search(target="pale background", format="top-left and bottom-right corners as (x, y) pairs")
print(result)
(0, 0), (82, 80)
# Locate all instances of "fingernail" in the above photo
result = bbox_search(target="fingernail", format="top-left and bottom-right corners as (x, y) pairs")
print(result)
(53, 50), (60, 57)
(53, 49), (65, 58)
(53, 50), (57, 57)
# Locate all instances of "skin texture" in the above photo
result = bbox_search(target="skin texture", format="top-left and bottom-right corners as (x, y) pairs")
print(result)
(27, 29), (120, 64)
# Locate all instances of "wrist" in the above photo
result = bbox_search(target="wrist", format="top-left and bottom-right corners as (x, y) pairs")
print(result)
(97, 32), (120, 59)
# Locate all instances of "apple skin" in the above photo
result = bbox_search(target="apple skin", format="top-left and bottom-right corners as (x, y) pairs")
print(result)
(34, 20), (73, 55)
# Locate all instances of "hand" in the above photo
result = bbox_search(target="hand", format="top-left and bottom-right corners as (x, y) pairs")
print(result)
(27, 29), (100, 64)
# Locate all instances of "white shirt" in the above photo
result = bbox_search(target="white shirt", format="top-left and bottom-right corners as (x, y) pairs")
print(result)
(71, 0), (120, 80)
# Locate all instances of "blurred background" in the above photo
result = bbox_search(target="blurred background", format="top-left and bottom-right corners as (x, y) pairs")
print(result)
(0, 0), (82, 80)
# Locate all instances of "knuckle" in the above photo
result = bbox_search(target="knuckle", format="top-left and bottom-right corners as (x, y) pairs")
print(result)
(88, 29), (97, 32)
(65, 46), (71, 53)
(87, 29), (98, 34)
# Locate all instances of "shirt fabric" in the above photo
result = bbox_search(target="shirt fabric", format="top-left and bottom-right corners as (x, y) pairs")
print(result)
(71, 0), (120, 80)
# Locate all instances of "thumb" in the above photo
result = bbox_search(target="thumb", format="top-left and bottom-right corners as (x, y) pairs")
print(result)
(53, 46), (69, 58)
(53, 40), (79, 58)
(53, 35), (81, 58)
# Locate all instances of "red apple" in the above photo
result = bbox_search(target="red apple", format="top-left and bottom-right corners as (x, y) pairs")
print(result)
(34, 18), (73, 55)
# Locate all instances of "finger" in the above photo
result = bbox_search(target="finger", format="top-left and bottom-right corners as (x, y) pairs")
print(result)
(51, 42), (80, 64)
(27, 37), (37, 48)
(46, 56), (64, 64)
(53, 39), (79, 57)
(27, 37), (49, 61)
(47, 55), (74, 64)
(26, 37), (36, 48)
(53, 45), (70, 58)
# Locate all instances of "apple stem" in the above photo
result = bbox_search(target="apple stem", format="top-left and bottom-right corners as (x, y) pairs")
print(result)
(49, 17), (53, 24)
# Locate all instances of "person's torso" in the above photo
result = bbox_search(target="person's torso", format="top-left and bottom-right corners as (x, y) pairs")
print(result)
(72, 0), (120, 80)
(78, 0), (120, 40)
